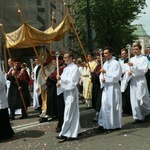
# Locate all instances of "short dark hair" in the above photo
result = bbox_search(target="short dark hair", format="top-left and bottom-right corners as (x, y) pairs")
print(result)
(64, 51), (73, 58)
(103, 46), (113, 53)
(121, 48), (128, 54)
(14, 58), (21, 62)
(133, 44), (142, 50)
(87, 52), (94, 57)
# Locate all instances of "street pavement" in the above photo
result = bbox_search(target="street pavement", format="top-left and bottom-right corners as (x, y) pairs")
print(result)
(1, 101), (150, 150)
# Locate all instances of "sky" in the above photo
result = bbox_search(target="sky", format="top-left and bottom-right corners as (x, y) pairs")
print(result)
(132, 0), (150, 35)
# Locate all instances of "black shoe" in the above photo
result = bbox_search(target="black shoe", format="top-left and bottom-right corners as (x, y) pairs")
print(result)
(18, 115), (28, 119)
(107, 128), (121, 132)
(132, 119), (143, 124)
(39, 118), (48, 123)
(94, 126), (103, 130)
(58, 138), (69, 143)
(52, 116), (57, 120)
(78, 133), (82, 137)
(57, 137), (75, 143)
(94, 126), (106, 132)
(56, 136), (67, 140)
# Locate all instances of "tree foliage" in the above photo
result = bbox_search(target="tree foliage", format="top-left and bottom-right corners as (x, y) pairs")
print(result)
(72, 0), (146, 55)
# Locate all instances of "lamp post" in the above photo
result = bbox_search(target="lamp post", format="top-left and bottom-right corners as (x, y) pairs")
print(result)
(86, 0), (93, 53)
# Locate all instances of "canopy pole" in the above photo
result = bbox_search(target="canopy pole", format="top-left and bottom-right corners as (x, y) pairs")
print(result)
(50, 11), (55, 54)
(3, 45), (8, 72)
(61, 1), (91, 70)
(16, 3), (47, 78)
(0, 21), (27, 114)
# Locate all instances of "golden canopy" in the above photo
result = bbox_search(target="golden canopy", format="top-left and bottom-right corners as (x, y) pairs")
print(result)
(5, 16), (71, 49)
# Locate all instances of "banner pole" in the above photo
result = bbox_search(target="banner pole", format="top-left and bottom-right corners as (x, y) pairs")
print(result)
(61, 1), (91, 70)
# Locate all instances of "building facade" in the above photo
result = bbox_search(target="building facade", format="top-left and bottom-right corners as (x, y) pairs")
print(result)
(0, 0), (77, 70)
(133, 24), (150, 54)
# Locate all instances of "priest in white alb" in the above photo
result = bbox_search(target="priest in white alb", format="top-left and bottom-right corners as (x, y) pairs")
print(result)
(94, 46), (122, 131)
(56, 51), (81, 142)
(127, 44), (150, 124)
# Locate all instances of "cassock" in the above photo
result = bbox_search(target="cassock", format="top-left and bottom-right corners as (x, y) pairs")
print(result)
(57, 62), (81, 138)
(7, 66), (31, 118)
(92, 63), (102, 111)
(98, 58), (122, 129)
(46, 65), (65, 118)
(145, 54), (150, 95)
(0, 68), (14, 140)
(129, 54), (150, 121)
(120, 58), (132, 115)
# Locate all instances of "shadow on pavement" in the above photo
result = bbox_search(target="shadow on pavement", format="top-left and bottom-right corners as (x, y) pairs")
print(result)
(0, 130), (45, 143)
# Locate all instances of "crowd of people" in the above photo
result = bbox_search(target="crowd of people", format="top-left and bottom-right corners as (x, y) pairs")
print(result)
(0, 44), (150, 143)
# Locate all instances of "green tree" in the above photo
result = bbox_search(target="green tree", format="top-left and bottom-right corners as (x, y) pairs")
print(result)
(72, 0), (146, 55)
